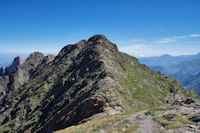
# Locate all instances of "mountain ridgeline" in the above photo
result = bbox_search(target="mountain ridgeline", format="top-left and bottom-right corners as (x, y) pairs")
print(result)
(0, 35), (197, 133)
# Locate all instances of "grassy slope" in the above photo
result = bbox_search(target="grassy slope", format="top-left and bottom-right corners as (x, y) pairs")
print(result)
(98, 41), (196, 110)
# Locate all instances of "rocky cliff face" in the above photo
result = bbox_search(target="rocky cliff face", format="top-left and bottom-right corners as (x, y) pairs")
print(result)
(0, 35), (198, 133)
(0, 56), (25, 99)
(0, 56), (25, 77)
(5, 56), (25, 75)
(8, 52), (45, 90)
(0, 67), (5, 77)
(0, 76), (9, 100)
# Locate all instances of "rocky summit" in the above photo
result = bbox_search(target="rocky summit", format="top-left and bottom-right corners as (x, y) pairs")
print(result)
(0, 35), (199, 133)
(0, 56), (25, 77)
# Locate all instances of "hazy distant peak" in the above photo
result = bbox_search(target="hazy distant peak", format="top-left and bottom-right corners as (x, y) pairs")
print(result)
(160, 54), (171, 57)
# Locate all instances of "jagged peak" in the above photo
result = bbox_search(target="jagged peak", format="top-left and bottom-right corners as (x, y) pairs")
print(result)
(25, 52), (45, 67)
(0, 56), (25, 77)
(43, 54), (55, 62)
(12, 56), (25, 65)
(26, 52), (44, 61)
(88, 34), (108, 42)
(58, 35), (118, 59)
(87, 35), (118, 52)
(14, 56), (24, 60)
(28, 52), (44, 58)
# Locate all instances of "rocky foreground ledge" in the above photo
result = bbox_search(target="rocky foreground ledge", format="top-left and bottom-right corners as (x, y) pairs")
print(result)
(56, 98), (200, 133)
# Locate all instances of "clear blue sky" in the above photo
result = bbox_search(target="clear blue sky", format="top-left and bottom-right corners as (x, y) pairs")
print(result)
(0, 0), (200, 57)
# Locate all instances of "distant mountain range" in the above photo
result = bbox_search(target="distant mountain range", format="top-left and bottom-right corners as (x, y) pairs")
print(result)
(139, 53), (200, 96)
(139, 53), (200, 67)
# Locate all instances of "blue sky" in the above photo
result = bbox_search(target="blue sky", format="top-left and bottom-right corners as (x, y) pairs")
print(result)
(0, 0), (200, 57)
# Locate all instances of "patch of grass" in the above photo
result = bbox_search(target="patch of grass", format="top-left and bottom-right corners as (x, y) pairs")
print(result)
(185, 128), (196, 132)
(160, 120), (174, 128)
(124, 125), (138, 133)
(0, 119), (15, 133)
(76, 81), (95, 96)
(187, 113), (194, 118)
(174, 114), (195, 125)
(162, 113), (176, 120)
(155, 75), (165, 81)
(167, 123), (183, 130)
(175, 115), (189, 123)
(152, 117), (160, 122)
(152, 113), (195, 131)
(115, 119), (131, 129)
(94, 49), (100, 54)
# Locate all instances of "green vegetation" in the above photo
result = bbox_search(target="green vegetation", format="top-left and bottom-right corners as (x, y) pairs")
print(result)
(94, 49), (100, 54)
(162, 113), (176, 120)
(152, 112), (196, 131)
(155, 75), (165, 81)
(116, 52), (180, 109)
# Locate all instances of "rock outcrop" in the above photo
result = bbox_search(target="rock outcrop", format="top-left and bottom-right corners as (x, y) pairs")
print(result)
(8, 52), (45, 90)
(5, 56), (25, 75)
(0, 56), (25, 77)
(0, 67), (5, 77)
(0, 76), (9, 100)
(0, 35), (198, 133)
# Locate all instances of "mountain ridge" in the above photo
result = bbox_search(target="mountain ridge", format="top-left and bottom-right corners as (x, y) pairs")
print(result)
(0, 35), (198, 133)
